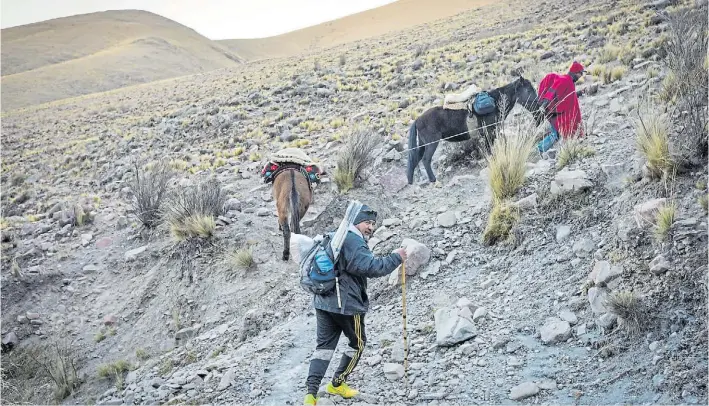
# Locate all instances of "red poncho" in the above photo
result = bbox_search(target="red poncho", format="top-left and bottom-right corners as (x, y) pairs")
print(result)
(538, 73), (583, 138)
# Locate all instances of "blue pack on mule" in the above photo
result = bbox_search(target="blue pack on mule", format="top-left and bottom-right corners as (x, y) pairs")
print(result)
(472, 91), (496, 115)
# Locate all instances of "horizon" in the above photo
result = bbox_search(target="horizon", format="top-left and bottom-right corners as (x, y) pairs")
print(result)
(0, 0), (397, 40)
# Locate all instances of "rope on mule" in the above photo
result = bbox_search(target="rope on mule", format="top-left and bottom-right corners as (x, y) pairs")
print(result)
(401, 261), (409, 388)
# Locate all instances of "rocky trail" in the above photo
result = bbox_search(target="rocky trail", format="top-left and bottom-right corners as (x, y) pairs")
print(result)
(1, 0), (707, 405)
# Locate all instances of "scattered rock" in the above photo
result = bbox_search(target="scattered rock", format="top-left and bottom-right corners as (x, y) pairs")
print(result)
(649, 254), (671, 275)
(592, 261), (623, 286)
(573, 239), (596, 258)
(437, 211), (457, 228)
(217, 368), (236, 391)
(510, 381), (539, 400)
(383, 363), (405, 381)
(556, 225), (571, 242)
(223, 198), (242, 212)
(2, 332), (19, 352)
(598, 313), (617, 329)
(125, 246), (148, 262)
(103, 315), (118, 326)
(434, 306), (476, 346)
(473, 307), (488, 322)
(588, 287), (610, 315)
(175, 325), (201, 343)
(540, 318), (572, 344)
(558, 310), (578, 325)
(514, 193), (538, 210)
(400, 238), (431, 275)
(256, 208), (271, 217)
(550, 170), (593, 195)
(633, 198), (666, 228)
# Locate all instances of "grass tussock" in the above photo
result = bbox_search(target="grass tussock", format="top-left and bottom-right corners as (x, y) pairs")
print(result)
(97, 359), (132, 391)
(333, 126), (379, 193)
(605, 291), (649, 334)
(131, 159), (175, 229)
(634, 112), (673, 179)
(164, 178), (226, 241)
(557, 139), (596, 169)
(230, 247), (255, 270)
(654, 203), (676, 240)
(1, 336), (81, 403)
(482, 203), (519, 246)
(485, 130), (536, 202)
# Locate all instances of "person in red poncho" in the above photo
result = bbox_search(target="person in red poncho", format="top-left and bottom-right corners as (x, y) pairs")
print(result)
(536, 61), (586, 153)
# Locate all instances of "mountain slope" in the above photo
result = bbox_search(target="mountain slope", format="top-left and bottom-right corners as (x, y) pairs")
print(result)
(1, 10), (243, 111)
(219, 0), (497, 61)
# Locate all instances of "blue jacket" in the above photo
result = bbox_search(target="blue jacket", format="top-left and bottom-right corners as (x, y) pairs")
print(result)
(314, 229), (403, 315)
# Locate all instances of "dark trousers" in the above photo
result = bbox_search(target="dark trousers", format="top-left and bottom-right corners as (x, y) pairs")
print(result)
(306, 309), (367, 395)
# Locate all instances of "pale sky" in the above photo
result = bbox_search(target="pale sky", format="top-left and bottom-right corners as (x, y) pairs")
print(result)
(1, 0), (397, 39)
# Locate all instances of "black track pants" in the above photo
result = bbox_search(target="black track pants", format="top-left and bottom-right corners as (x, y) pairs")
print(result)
(305, 309), (367, 395)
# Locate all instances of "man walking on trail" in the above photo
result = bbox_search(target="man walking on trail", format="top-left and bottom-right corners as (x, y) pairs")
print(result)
(536, 61), (586, 153)
(303, 205), (407, 405)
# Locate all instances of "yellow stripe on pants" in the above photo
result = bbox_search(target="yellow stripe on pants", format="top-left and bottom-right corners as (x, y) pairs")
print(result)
(336, 314), (364, 383)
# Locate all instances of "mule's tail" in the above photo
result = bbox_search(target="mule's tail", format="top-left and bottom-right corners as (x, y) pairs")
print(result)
(406, 122), (418, 184)
(289, 170), (301, 234)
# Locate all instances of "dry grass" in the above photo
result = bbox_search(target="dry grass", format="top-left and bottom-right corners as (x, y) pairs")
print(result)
(485, 128), (536, 202)
(634, 112), (673, 179)
(482, 203), (519, 246)
(131, 159), (175, 229)
(97, 359), (132, 391)
(163, 178), (226, 241)
(604, 291), (649, 334)
(2, 335), (82, 403)
(333, 126), (380, 193)
(557, 139), (596, 169)
(654, 203), (676, 240)
(699, 194), (708, 213)
(230, 247), (255, 270)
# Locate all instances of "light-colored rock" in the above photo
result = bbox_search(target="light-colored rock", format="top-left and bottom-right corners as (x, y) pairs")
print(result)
(437, 211), (457, 228)
(383, 363), (405, 381)
(400, 238), (430, 276)
(592, 261), (623, 286)
(382, 218), (401, 227)
(514, 193), (538, 211)
(633, 198), (666, 228)
(602, 162), (629, 189)
(434, 306), (476, 346)
(256, 208), (271, 217)
(473, 307), (488, 322)
(217, 368), (236, 391)
(125, 246), (148, 262)
(556, 225), (571, 242)
(598, 313), (617, 329)
(540, 318), (571, 344)
(558, 310), (578, 325)
(588, 287), (610, 315)
(550, 170), (593, 195)
(510, 381), (539, 400)
(573, 239), (596, 258)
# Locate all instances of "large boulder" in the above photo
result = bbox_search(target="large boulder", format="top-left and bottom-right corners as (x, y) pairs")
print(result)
(400, 238), (431, 276)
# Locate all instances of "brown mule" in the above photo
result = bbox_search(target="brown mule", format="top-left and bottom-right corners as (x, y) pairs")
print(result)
(272, 169), (312, 261)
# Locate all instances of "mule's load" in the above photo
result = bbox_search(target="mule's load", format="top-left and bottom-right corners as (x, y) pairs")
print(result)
(261, 148), (323, 187)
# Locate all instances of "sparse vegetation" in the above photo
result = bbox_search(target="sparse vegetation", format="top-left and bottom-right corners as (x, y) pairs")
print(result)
(482, 203), (519, 246)
(634, 112), (673, 179)
(230, 247), (255, 270)
(163, 177), (226, 241)
(699, 195), (708, 213)
(659, 3), (708, 162)
(485, 129), (536, 202)
(654, 203), (676, 240)
(97, 359), (132, 390)
(131, 159), (175, 229)
(333, 126), (379, 193)
(605, 291), (649, 334)
(557, 139), (596, 169)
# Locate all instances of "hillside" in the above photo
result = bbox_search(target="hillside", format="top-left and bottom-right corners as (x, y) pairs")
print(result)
(0, 10), (243, 111)
(219, 0), (498, 61)
(0, 0), (707, 405)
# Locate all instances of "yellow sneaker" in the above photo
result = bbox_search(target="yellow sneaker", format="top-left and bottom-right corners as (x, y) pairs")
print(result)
(303, 393), (317, 405)
(326, 382), (359, 398)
